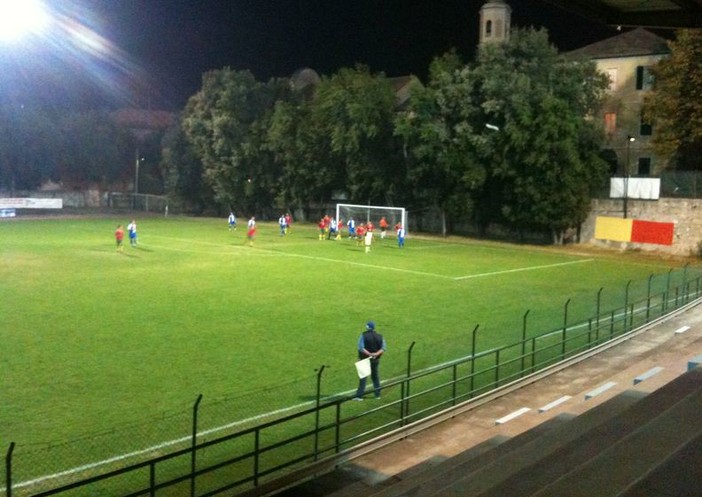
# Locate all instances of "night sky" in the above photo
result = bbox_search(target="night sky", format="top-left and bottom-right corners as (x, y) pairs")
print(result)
(0, 0), (617, 111)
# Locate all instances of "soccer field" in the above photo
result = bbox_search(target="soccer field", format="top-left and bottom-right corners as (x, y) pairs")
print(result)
(0, 215), (693, 482)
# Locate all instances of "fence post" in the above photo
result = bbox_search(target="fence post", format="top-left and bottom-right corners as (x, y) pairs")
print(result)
(150, 461), (157, 497)
(254, 429), (261, 487)
(624, 280), (632, 332)
(596, 287), (603, 342)
(402, 341), (415, 425)
(191, 394), (203, 497)
(646, 274), (653, 322)
(521, 310), (530, 374)
(665, 268), (673, 312)
(314, 365), (327, 461)
(531, 337), (536, 374)
(683, 263), (690, 302)
(562, 299), (571, 360)
(5, 442), (14, 497)
(452, 363), (458, 406)
(470, 325), (479, 397)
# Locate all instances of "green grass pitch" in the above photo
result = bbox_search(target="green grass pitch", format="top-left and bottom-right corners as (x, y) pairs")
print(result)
(0, 215), (691, 481)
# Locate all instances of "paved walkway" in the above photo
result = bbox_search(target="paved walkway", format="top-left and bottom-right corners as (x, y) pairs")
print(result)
(282, 300), (702, 496)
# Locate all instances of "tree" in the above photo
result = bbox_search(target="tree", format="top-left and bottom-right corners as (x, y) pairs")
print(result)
(181, 68), (291, 215)
(266, 98), (334, 219)
(644, 29), (702, 170)
(394, 51), (486, 236)
(57, 111), (135, 188)
(474, 28), (609, 242)
(0, 104), (59, 192)
(161, 117), (212, 213)
(312, 66), (401, 205)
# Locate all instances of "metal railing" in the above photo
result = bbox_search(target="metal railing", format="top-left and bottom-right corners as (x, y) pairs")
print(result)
(4, 267), (702, 497)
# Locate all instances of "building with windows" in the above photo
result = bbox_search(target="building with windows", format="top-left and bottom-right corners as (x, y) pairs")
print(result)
(566, 28), (671, 176)
(477, 1), (673, 178)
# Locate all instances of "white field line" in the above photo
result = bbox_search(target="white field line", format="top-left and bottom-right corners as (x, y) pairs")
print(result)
(104, 230), (596, 281)
(215, 246), (594, 282)
(253, 248), (456, 279)
(10, 287), (656, 492)
(10, 362), (435, 492)
(10, 284), (689, 490)
(453, 259), (594, 281)
(11, 235), (590, 489)
(5, 399), (316, 491)
(7, 354), (466, 491)
(100, 229), (596, 281)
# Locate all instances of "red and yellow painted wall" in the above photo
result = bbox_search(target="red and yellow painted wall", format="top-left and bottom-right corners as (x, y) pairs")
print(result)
(595, 216), (674, 246)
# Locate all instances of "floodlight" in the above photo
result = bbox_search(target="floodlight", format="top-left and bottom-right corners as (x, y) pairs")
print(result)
(0, 0), (49, 43)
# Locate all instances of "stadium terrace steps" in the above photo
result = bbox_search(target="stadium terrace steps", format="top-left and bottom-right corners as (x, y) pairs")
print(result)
(274, 435), (510, 497)
(317, 435), (510, 497)
(421, 390), (648, 497)
(365, 414), (574, 497)
(423, 367), (702, 497)
(528, 385), (702, 497)
(618, 429), (702, 497)
(274, 366), (702, 497)
(466, 368), (702, 497)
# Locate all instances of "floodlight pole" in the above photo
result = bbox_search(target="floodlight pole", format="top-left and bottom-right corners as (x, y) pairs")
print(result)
(623, 135), (635, 218)
(135, 148), (140, 195)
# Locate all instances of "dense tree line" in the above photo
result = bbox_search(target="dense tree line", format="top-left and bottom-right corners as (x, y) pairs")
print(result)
(644, 29), (702, 171)
(4, 27), (699, 240)
(0, 106), (147, 193)
(172, 28), (610, 241)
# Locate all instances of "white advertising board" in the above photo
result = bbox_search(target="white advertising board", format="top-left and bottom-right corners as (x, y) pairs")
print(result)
(0, 198), (63, 209)
(609, 178), (660, 200)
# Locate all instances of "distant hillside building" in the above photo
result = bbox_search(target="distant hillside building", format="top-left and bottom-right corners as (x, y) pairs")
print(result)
(567, 28), (672, 176)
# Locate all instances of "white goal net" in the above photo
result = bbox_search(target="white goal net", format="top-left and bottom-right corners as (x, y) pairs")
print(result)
(336, 203), (407, 234)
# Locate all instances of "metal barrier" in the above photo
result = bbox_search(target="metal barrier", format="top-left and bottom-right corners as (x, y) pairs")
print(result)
(4, 268), (702, 497)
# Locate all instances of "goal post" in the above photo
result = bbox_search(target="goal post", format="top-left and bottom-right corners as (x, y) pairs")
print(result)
(336, 203), (407, 234)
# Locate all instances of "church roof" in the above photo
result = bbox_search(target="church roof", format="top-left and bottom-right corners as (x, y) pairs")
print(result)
(566, 27), (670, 59)
(541, 0), (702, 30)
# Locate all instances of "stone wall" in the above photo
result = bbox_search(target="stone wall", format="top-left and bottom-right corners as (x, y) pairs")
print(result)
(582, 198), (702, 257)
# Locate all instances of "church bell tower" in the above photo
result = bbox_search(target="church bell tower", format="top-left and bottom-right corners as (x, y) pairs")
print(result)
(479, 0), (512, 45)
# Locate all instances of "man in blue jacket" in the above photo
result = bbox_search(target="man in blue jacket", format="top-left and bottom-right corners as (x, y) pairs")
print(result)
(354, 321), (387, 400)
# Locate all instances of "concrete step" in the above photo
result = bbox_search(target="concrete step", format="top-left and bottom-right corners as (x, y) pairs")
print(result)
(431, 369), (702, 497)
(319, 435), (510, 497)
(366, 414), (573, 497)
(472, 369), (702, 497)
(531, 379), (702, 497)
(618, 429), (702, 497)
(375, 389), (644, 497)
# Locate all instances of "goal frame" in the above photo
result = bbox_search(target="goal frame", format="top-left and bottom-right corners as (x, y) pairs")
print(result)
(335, 203), (407, 234)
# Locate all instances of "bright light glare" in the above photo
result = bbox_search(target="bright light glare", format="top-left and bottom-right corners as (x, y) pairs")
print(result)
(0, 0), (49, 43)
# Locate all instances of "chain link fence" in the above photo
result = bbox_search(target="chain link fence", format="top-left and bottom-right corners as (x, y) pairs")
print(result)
(3, 266), (701, 496)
